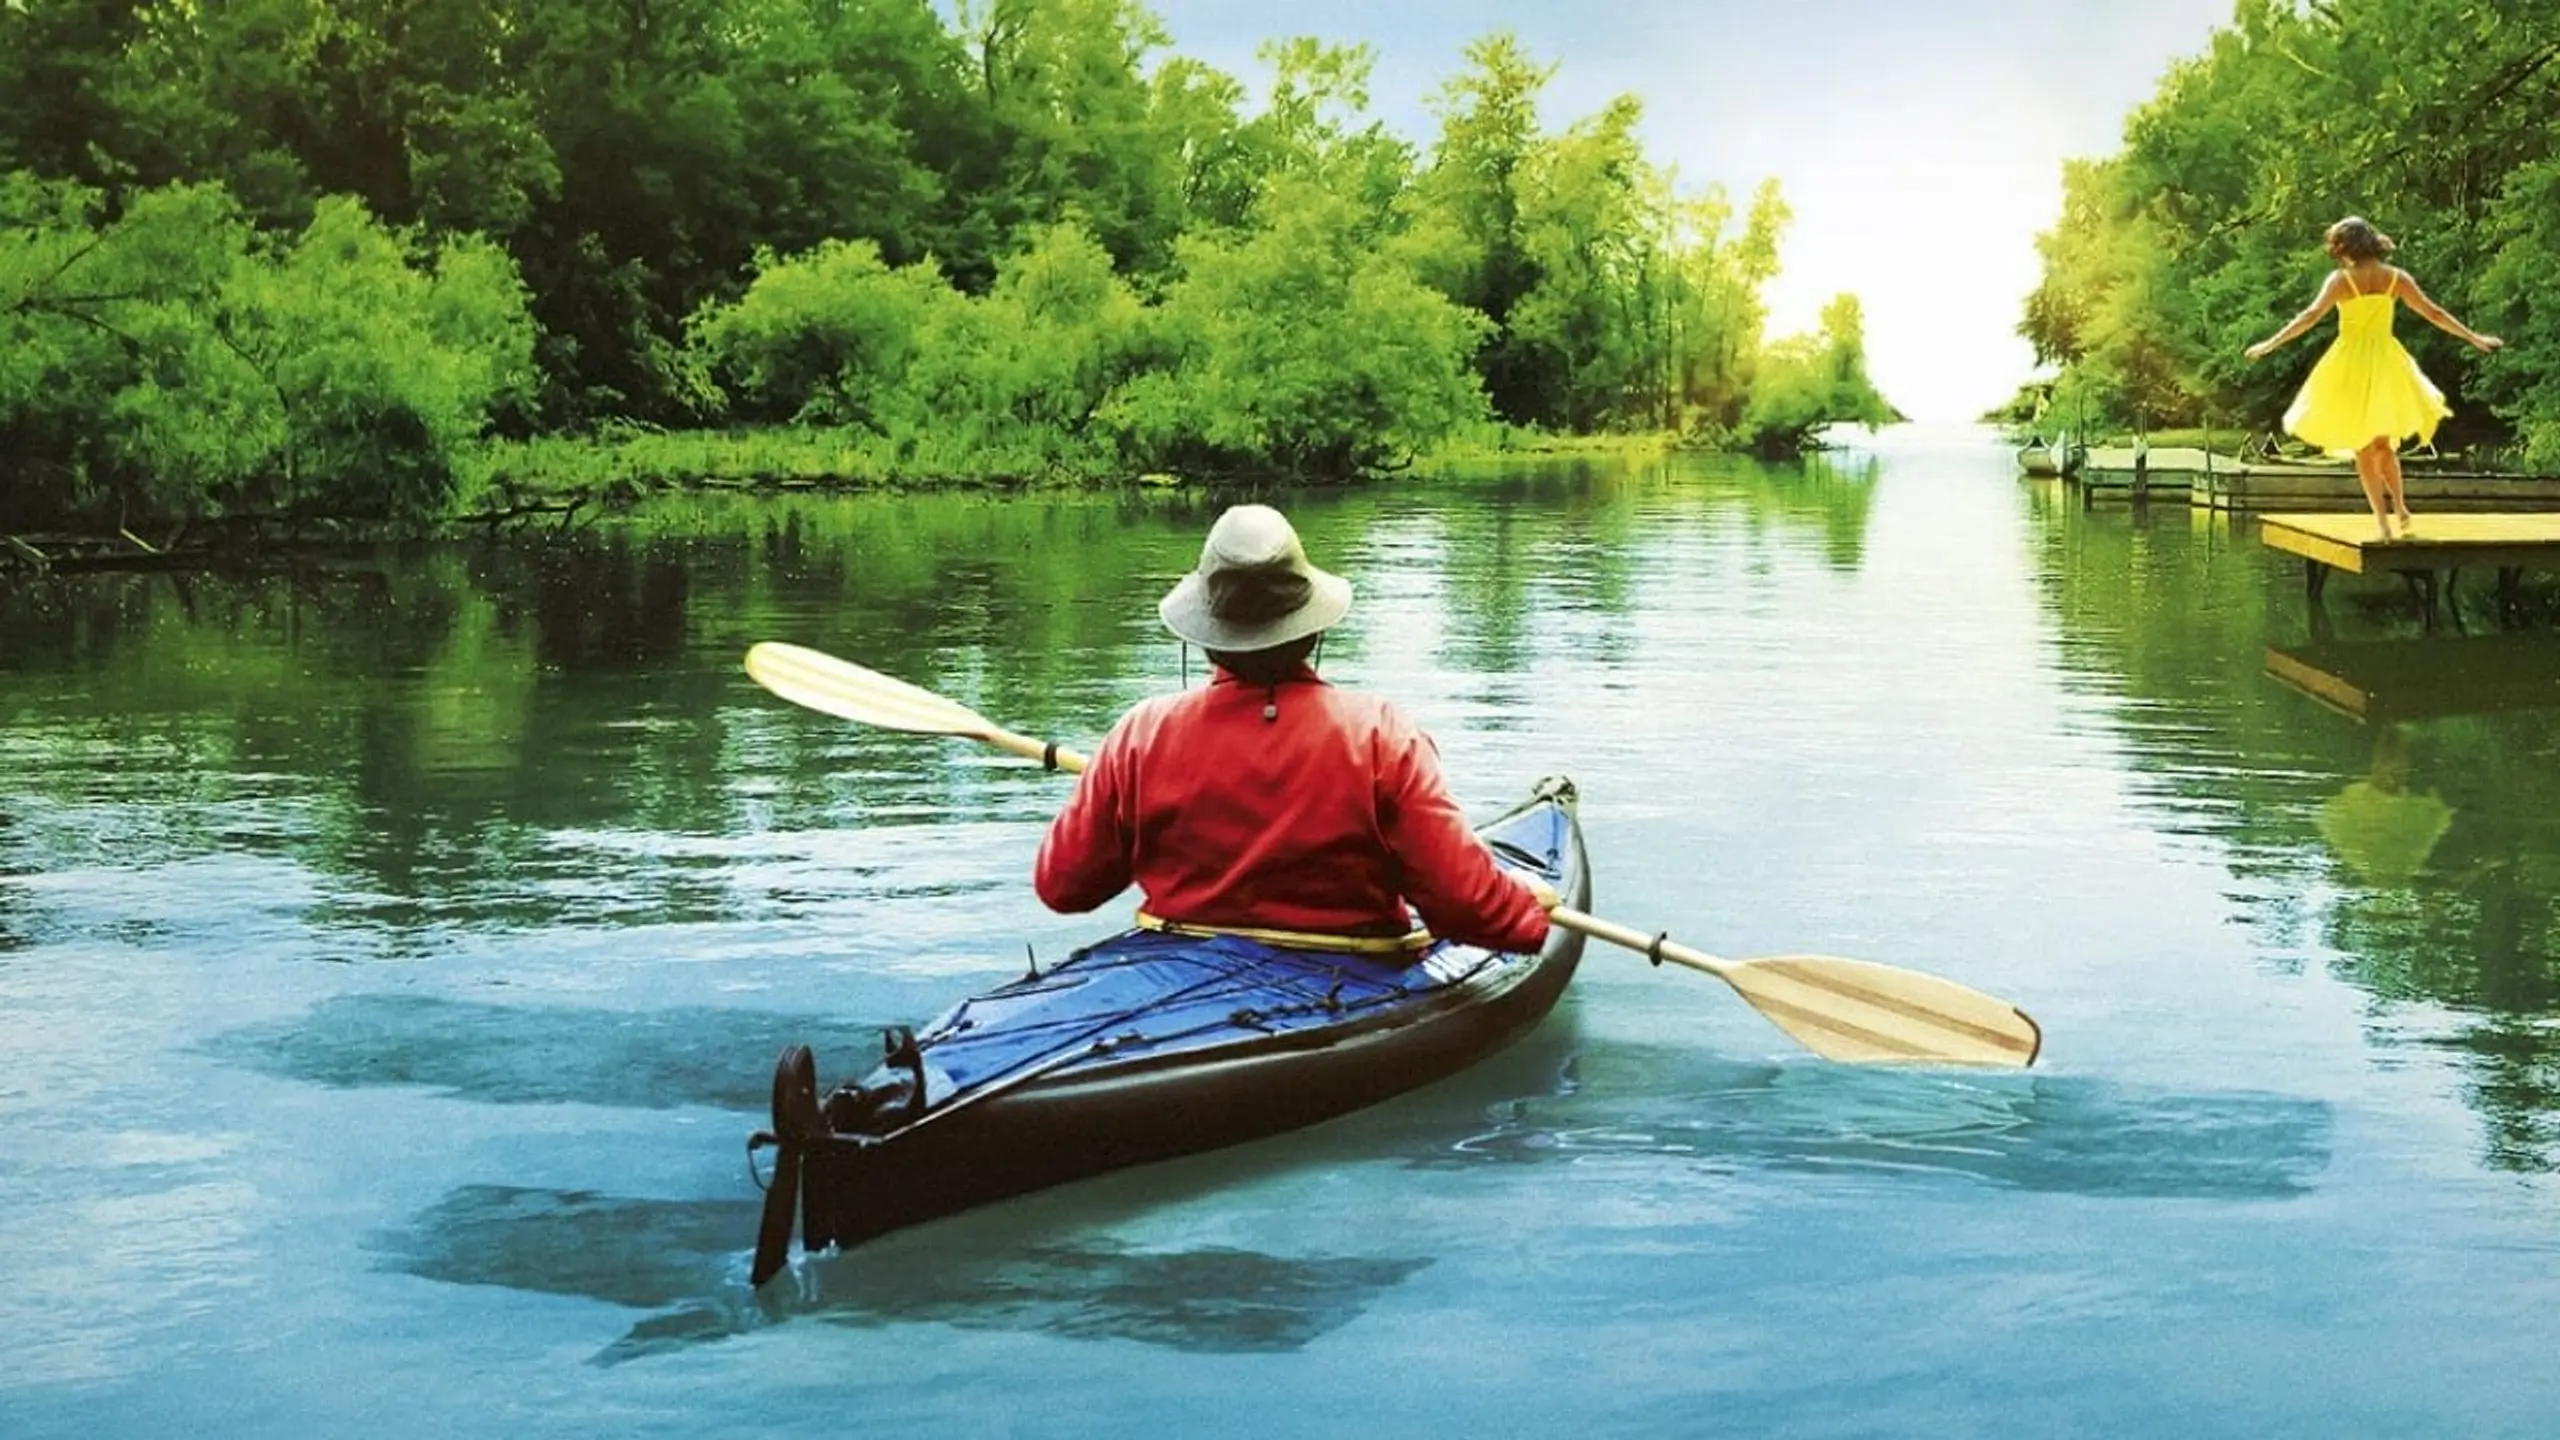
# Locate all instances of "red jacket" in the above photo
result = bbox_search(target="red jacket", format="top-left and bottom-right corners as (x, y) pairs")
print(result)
(1034, 664), (1552, 953)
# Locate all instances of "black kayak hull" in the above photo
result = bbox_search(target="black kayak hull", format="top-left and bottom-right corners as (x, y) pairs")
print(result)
(752, 775), (1588, 1282)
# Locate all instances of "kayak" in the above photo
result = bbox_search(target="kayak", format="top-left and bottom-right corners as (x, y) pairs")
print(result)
(749, 774), (1589, 1284)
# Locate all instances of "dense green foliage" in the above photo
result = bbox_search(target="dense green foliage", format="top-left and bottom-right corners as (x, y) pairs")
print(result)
(1741, 294), (1894, 457)
(0, 1), (1889, 531)
(2013, 0), (2559, 465)
(0, 174), (533, 530)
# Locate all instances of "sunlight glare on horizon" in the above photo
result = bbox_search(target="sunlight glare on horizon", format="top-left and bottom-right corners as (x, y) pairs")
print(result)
(1145, 0), (2239, 423)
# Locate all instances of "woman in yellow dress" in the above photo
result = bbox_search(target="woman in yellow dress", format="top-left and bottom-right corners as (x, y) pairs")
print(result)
(2244, 216), (2502, 540)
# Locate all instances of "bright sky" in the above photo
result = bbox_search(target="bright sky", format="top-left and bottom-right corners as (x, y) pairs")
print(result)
(1144, 0), (2237, 422)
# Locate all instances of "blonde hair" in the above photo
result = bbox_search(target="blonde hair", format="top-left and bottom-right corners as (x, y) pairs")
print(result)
(2326, 216), (2396, 263)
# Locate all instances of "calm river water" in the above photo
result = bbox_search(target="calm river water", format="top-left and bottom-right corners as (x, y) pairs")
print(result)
(5, 426), (2559, 1437)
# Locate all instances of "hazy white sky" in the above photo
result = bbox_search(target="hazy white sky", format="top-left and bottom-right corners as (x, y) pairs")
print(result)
(1144, 0), (2238, 422)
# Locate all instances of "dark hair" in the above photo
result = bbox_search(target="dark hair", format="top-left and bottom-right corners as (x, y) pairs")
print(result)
(1205, 633), (1319, 686)
(2325, 216), (2396, 263)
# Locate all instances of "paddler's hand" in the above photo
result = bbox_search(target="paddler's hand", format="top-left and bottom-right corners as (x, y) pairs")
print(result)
(1523, 876), (1562, 913)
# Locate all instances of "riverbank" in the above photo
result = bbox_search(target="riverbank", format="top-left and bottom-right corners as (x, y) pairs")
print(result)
(479, 422), (1677, 495)
(2, 423), (1692, 578)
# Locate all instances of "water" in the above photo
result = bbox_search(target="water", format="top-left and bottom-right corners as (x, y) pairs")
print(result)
(5, 426), (2558, 1437)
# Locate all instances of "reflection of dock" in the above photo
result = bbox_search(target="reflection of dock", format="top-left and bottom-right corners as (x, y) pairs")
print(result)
(2266, 633), (2560, 723)
(2256, 512), (2560, 621)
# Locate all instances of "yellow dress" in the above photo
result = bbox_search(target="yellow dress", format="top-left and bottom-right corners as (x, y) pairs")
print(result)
(2283, 272), (2450, 457)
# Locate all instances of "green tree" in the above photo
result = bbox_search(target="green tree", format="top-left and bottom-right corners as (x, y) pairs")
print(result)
(1, 178), (533, 529)
(0, 0), (147, 185)
(1103, 176), (1490, 478)
(1741, 292), (1891, 455)
(957, 0), (1196, 280)
(1509, 94), (1656, 431)
(687, 239), (961, 429)
(1413, 31), (1554, 424)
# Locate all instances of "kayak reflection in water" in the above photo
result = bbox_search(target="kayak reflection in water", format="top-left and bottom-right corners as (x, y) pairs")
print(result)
(1034, 503), (1557, 954)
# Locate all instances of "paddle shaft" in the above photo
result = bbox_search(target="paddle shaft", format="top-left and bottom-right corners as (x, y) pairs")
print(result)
(952, 724), (1085, 772)
(1550, 905), (1734, 981)
(797, 682), (1762, 1007)
(742, 642), (2042, 1067)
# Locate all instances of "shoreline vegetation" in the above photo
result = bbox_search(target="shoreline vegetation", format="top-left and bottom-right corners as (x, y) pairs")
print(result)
(0, 423), (1694, 576)
(474, 419), (1685, 503)
(2, 2), (1896, 569)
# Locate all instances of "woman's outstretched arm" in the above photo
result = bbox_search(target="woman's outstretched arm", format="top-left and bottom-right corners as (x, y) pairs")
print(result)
(2391, 270), (2504, 352)
(2245, 272), (2347, 361)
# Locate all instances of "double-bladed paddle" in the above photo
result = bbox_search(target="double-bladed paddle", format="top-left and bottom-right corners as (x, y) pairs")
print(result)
(743, 641), (2043, 1069)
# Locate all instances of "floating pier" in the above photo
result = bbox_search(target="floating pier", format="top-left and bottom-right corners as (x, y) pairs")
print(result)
(2074, 446), (2217, 499)
(2256, 512), (2560, 623)
(2049, 446), (2560, 511)
(2197, 462), (2560, 513)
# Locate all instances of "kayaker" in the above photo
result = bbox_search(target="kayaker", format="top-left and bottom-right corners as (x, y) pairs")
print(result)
(1034, 503), (1557, 954)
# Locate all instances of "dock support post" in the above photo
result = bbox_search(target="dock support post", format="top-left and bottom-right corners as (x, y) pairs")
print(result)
(2400, 570), (2440, 631)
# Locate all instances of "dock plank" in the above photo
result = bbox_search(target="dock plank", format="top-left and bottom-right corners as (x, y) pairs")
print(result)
(2257, 513), (2560, 576)
(2199, 465), (2560, 512)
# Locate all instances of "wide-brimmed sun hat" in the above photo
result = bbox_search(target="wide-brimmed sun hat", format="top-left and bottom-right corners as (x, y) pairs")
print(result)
(1158, 504), (1353, 651)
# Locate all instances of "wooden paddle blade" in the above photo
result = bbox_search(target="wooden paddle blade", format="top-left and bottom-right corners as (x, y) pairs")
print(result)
(1717, 955), (2043, 1068)
(749, 1141), (801, 1287)
(745, 641), (997, 738)
(749, 1043), (825, 1287)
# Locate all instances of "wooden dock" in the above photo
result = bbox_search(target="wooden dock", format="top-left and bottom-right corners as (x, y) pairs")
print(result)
(2256, 512), (2560, 622)
(2197, 461), (2560, 513)
(2055, 443), (2560, 512)
(2076, 446), (2219, 498)
(2265, 633), (2560, 724)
